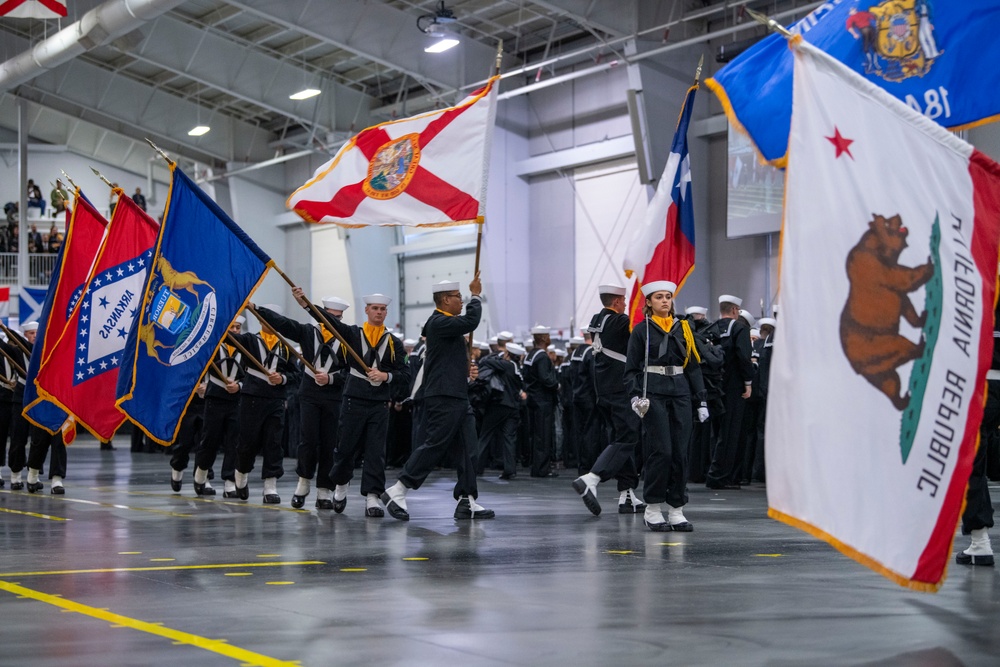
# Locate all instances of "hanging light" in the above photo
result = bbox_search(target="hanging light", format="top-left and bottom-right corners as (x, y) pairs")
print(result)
(188, 125), (210, 136)
(290, 88), (321, 100)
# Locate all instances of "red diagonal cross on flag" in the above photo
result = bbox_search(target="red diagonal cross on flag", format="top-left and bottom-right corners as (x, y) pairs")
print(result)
(288, 78), (499, 229)
(0, 0), (67, 18)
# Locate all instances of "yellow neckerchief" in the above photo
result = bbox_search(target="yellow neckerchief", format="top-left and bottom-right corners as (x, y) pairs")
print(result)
(320, 324), (334, 344)
(651, 315), (673, 333)
(225, 344), (235, 356)
(362, 322), (385, 348)
(261, 332), (279, 350)
(434, 308), (454, 317)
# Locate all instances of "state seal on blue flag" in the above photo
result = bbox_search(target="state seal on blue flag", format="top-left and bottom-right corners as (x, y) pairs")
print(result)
(139, 256), (217, 367)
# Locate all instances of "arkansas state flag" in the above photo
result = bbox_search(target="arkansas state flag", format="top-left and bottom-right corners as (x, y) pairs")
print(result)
(767, 39), (1000, 591)
(0, 0), (67, 18)
(288, 77), (498, 228)
(23, 191), (107, 436)
(622, 83), (698, 326)
(707, 1), (1000, 166)
(35, 193), (158, 440)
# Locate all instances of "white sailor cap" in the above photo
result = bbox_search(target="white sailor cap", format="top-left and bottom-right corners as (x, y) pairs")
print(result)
(21, 321), (39, 332)
(685, 306), (708, 316)
(555, 349), (568, 358)
(403, 338), (417, 347)
(363, 293), (391, 306)
(569, 336), (585, 345)
(477, 341), (491, 351)
(546, 344), (555, 352)
(497, 330), (514, 342)
(506, 343), (526, 357)
(750, 328), (761, 338)
(260, 303), (282, 316)
(489, 335), (499, 344)
(719, 294), (743, 307)
(432, 280), (460, 294)
(739, 309), (756, 327)
(598, 283), (626, 296)
(322, 295), (350, 311)
(641, 280), (676, 297)
(758, 317), (777, 328)
(523, 339), (535, 348)
(234, 315), (246, 325)
(530, 324), (550, 335)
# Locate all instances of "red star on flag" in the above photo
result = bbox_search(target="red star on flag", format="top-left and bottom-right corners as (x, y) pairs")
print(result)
(825, 126), (854, 160)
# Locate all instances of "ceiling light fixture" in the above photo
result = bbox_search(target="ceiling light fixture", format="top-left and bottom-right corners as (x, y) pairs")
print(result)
(424, 37), (459, 53)
(417, 1), (459, 53)
(290, 88), (321, 100)
(188, 125), (210, 137)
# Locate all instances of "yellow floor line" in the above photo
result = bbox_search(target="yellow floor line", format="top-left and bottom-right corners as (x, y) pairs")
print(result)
(0, 579), (299, 667)
(0, 561), (326, 577)
(0, 507), (70, 522)
(89, 488), (311, 513)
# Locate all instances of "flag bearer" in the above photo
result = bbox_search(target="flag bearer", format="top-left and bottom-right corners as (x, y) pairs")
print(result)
(624, 282), (708, 532)
(16, 323), (65, 494)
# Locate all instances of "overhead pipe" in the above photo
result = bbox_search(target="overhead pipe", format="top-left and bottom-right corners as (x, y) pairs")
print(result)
(0, 0), (189, 92)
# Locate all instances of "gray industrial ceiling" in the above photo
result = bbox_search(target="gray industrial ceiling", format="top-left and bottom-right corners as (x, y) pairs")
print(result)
(0, 0), (820, 177)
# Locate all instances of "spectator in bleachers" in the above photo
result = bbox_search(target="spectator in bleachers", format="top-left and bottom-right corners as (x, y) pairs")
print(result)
(27, 224), (44, 254)
(47, 224), (63, 253)
(132, 186), (147, 212)
(50, 180), (69, 215)
(26, 180), (45, 216)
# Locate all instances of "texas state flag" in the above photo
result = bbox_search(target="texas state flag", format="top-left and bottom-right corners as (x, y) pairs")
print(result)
(34, 193), (158, 440)
(288, 77), (498, 228)
(767, 39), (1000, 592)
(622, 84), (698, 326)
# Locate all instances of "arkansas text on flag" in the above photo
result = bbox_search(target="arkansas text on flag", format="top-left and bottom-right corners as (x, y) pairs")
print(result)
(35, 194), (157, 440)
(288, 77), (498, 228)
(766, 39), (1000, 591)
(622, 83), (698, 326)
(0, 0), (67, 19)
(23, 191), (107, 436)
(707, 0), (1000, 166)
(117, 165), (271, 445)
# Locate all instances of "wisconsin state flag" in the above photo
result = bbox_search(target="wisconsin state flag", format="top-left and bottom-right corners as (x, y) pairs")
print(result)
(24, 191), (108, 436)
(767, 40), (1000, 591)
(35, 193), (158, 440)
(288, 77), (498, 228)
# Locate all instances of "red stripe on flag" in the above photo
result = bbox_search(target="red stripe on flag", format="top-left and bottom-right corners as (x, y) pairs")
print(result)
(912, 151), (1000, 585)
(629, 204), (696, 327)
(355, 127), (393, 160)
(294, 182), (367, 222)
(418, 90), (485, 148)
(0, 0), (29, 13)
(404, 166), (479, 221)
(38, 0), (66, 15)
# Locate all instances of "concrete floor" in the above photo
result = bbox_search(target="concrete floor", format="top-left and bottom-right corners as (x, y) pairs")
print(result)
(0, 441), (998, 667)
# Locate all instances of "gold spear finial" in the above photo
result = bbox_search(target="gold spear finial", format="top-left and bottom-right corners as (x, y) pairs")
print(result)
(745, 6), (794, 38)
(60, 169), (78, 191)
(145, 138), (175, 166)
(90, 167), (115, 189)
(695, 54), (705, 83)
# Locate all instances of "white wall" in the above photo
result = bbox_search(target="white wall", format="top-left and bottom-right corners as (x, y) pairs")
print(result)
(227, 175), (292, 313)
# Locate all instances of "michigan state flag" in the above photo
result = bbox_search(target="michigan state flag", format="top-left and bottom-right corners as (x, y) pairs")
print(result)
(116, 165), (271, 445)
(23, 190), (108, 437)
(767, 40), (1000, 591)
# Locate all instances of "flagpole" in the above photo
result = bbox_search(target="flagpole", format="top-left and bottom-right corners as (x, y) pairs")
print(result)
(246, 303), (319, 374)
(0, 321), (31, 357)
(743, 6), (794, 38)
(225, 332), (276, 376)
(89, 166), (115, 190)
(269, 263), (371, 373)
(0, 344), (27, 378)
(208, 362), (230, 384)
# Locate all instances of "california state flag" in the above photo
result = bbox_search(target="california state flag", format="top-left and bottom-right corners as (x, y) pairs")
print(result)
(288, 77), (498, 228)
(768, 40), (1000, 591)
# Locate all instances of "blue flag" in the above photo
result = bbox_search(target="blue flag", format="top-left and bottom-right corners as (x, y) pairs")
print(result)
(19, 287), (46, 326)
(706, 0), (1000, 166)
(116, 166), (271, 444)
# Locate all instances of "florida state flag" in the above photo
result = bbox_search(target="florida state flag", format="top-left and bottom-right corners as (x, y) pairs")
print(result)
(35, 193), (158, 440)
(288, 77), (498, 228)
(0, 0), (67, 18)
(768, 39), (1000, 591)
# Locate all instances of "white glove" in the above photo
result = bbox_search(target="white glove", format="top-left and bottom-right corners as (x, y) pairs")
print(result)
(697, 402), (709, 423)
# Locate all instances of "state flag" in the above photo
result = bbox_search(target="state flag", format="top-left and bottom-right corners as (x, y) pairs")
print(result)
(0, 0), (67, 19)
(767, 39), (1000, 591)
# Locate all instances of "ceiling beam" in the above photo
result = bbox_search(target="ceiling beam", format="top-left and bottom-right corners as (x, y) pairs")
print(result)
(528, 0), (637, 38)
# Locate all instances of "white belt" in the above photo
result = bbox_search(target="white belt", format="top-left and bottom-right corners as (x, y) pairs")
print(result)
(987, 370), (1000, 381)
(209, 375), (231, 388)
(647, 365), (684, 376)
(247, 368), (272, 382)
(597, 348), (626, 363)
(350, 366), (383, 386)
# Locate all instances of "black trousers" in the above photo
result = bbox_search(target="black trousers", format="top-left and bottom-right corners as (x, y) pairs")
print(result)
(736, 398), (764, 483)
(591, 394), (641, 492)
(0, 399), (12, 467)
(194, 397), (239, 482)
(235, 394), (286, 480)
(386, 402), (413, 468)
(169, 407), (205, 472)
(27, 427), (66, 479)
(561, 401), (576, 467)
(8, 402), (29, 473)
(706, 384), (747, 487)
(399, 396), (478, 499)
(330, 396), (388, 496)
(476, 405), (518, 476)
(574, 398), (599, 473)
(962, 380), (998, 533)
(296, 393), (340, 489)
(687, 414), (715, 483)
(528, 395), (556, 477)
(642, 393), (692, 507)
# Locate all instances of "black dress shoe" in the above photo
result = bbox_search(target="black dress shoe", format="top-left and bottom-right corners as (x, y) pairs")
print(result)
(644, 520), (672, 532)
(571, 478), (601, 516)
(291, 495), (306, 509)
(333, 497), (347, 513)
(618, 498), (637, 514)
(669, 521), (694, 532)
(10, 481), (23, 491)
(381, 492), (409, 521)
(263, 494), (281, 505)
(51, 486), (65, 495)
(498, 472), (516, 480)
(454, 498), (495, 520)
(0, 479), (5, 488)
(315, 499), (334, 510)
(365, 506), (385, 518)
(956, 552), (995, 566)
(193, 482), (216, 496)
(705, 481), (741, 490)
(236, 485), (249, 500)
(170, 479), (182, 492)
(27, 481), (43, 493)
(223, 490), (239, 499)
